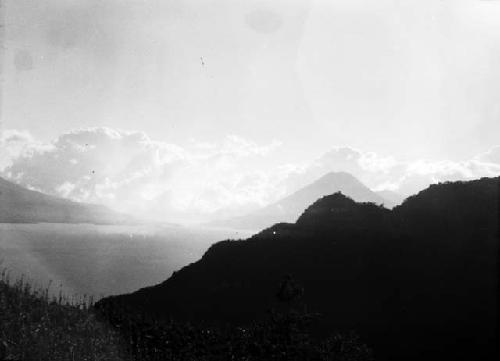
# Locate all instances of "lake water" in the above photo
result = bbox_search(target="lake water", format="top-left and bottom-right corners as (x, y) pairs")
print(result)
(0, 223), (253, 300)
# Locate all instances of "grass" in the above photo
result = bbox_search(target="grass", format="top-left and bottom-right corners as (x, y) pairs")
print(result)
(0, 267), (373, 361)
(0, 267), (130, 361)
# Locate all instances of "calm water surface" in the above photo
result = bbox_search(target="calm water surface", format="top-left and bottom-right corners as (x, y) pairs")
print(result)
(0, 223), (253, 300)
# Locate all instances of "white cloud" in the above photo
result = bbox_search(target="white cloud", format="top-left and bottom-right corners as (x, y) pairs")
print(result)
(475, 145), (500, 165)
(280, 146), (500, 198)
(212, 135), (281, 158)
(55, 182), (77, 198)
(0, 129), (53, 171)
(2, 127), (186, 214)
(2, 127), (499, 222)
(0, 128), (283, 221)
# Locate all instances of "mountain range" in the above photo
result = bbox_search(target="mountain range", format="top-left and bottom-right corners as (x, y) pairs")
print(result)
(0, 176), (133, 224)
(97, 177), (499, 361)
(210, 171), (392, 230)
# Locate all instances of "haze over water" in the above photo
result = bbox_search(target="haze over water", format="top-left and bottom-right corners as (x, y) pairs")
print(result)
(0, 223), (252, 299)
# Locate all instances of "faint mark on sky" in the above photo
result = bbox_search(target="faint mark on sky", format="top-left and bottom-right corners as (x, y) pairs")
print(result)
(245, 9), (283, 34)
(14, 50), (33, 71)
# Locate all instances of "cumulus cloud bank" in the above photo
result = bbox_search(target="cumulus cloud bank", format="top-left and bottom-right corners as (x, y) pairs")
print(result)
(279, 146), (500, 198)
(0, 129), (52, 170)
(1, 127), (499, 222)
(0, 128), (283, 221)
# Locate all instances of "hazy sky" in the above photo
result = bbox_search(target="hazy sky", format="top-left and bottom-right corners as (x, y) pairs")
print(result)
(1, 0), (500, 220)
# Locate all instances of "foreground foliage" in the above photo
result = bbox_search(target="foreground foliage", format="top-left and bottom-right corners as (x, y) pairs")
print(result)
(100, 308), (372, 361)
(0, 269), (129, 361)
(1, 269), (371, 361)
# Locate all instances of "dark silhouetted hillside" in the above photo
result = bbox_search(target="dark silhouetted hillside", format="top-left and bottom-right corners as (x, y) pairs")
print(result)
(210, 172), (387, 230)
(0, 176), (133, 224)
(97, 177), (499, 361)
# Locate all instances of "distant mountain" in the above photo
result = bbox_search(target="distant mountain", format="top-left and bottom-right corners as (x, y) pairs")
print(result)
(210, 172), (387, 230)
(97, 177), (499, 361)
(0, 177), (133, 224)
(374, 189), (405, 208)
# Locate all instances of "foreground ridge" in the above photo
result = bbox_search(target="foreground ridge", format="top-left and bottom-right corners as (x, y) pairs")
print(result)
(97, 177), (500, 361)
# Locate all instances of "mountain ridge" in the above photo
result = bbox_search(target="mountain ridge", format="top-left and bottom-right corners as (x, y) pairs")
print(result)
(97, 176), (499, 361)
(0, 176), (134, 224)
(210, 171), (387, 230)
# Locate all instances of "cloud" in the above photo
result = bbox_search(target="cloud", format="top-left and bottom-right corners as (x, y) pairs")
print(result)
(279, 146), (500, 197)
(1, 128), (282, 221)
(0, 129), (53, 171)
(2, 127), (499, 222)
(188, 135), (282, 161)
(2, 127), (186, 212)
(161, 137), (284, 217)
(275, 147), (404, 196)
(475, 145), (500, 165)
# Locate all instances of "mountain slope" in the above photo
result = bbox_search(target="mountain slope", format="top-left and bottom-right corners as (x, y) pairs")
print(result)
(0, 177), (133, 224)
(97, 177), (499, 361)
(374, 189), (405, 208)
(211, 172), (387, 230)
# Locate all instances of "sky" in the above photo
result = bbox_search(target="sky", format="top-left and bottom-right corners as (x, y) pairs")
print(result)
(1, 0), (500, 222)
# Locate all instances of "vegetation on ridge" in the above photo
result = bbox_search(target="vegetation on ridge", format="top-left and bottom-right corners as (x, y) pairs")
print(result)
(1, 268), (372, 360)
(0, 268), (129, 361)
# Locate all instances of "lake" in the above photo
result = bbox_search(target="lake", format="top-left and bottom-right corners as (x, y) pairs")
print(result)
(0, 223), (253, 300)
